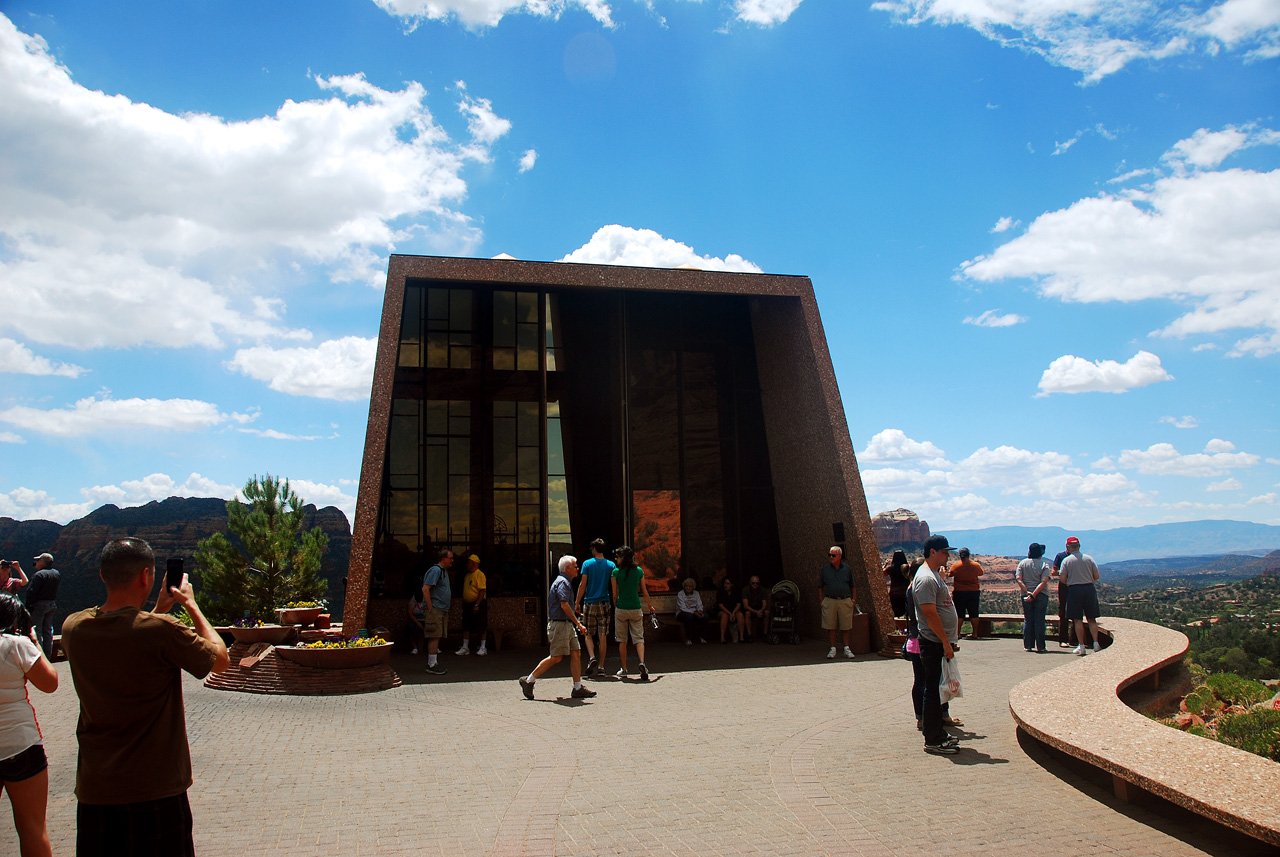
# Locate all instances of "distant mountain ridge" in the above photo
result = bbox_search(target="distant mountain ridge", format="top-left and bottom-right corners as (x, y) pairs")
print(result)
(0, 496), (351, 624)
(936, 520), (1280, 564)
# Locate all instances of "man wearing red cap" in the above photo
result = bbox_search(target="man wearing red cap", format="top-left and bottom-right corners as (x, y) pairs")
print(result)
(1060, 537), (1102, 656)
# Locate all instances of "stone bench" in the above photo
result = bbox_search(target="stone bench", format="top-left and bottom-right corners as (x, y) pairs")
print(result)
(1008, 616), (1280, 847)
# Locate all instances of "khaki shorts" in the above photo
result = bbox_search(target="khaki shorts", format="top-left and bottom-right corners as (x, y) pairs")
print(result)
(583, 602), (612, 637)
(424, 604), (447, 638)
(821, 597), (854, 631)
(615, 608), (644, 643)
(548, 620), (580, 656)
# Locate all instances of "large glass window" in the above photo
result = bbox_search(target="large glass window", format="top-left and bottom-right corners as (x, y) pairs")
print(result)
(425, 400), (471, 543)
(547, 400), (572, 556)
(399, 285), (473, 369)
(493, 291), (540, 371)
(492, 401), (540, 545)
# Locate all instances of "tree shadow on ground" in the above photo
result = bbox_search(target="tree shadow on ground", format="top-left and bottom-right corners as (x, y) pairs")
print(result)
(1016, 728), (1277, 856)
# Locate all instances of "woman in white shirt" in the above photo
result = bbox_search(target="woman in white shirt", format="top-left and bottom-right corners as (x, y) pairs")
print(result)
(1015, 544), (1053, 653)
(674, 578), (708, 645)
(0, 593), (59, 857)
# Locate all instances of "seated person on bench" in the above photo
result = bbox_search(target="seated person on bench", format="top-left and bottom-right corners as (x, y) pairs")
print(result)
(741, 576), (770, 642)
(674, 578), (708, 645)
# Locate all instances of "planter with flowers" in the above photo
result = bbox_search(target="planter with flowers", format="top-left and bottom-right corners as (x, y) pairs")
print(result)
(229, 618), (299, 646)
(275, 600), (326, 628)
(273, 635), (393, 670)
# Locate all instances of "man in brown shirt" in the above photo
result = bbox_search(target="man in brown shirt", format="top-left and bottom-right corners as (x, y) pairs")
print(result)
(61, 538), (229, 857)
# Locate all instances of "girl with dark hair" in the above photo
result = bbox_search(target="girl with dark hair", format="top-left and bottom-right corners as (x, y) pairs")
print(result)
(0, 593), (58, 857)
(883, 550), (910, 617)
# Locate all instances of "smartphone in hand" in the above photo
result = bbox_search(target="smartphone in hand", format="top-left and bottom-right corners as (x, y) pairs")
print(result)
(165, 558), (185, 591)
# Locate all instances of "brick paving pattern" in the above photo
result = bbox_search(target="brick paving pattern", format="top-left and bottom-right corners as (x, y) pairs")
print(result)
(4, 636), (1265, 856)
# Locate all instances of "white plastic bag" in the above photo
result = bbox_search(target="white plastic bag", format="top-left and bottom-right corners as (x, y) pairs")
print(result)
(940, 656), (963, 703)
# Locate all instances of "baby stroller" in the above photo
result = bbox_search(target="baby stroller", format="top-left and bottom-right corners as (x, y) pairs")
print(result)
(766, 580), (801, 645)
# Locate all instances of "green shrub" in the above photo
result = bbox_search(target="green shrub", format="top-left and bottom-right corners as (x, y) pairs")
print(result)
(1183, 685), (1222, 717)
(1186, 723), (1210, 739)
(1215, 708), (1280, 762)
(1204, 672), (1271, 708)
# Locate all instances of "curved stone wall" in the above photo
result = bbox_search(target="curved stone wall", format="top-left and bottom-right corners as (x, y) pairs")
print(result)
(1008, 616), (1280, 846)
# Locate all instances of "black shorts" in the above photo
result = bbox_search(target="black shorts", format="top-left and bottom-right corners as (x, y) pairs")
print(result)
(1066, 583), (1101, 621)
(78, 792), (195, 857)
(0, 742), (47, 783)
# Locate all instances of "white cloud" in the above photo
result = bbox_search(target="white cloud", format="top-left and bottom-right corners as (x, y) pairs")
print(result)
(0, 472), (238, 524)
(1207, 477), (1242, 491)
(1162, 124), (1280, 174)
(1115, 441), (1260, 476)
(371, 0), (614, 29)
(1248, 492), (1278, 505)
(456, 83), (513, 156)
(870, 0), (1280, 82)
(960, 127), (1280, 357)
(963, 309), (1026, 328)
(1204, 437), (1236, 453)
(860, 429), (949, 466)
(1053, 134), (1081, 156)
(734, 0), (805, 26)
(0, 395), (241, 437)
(0, 15), (511, 352)
(1268, 457), (1280, 466)
(288, 478), (357, 523)
(558, 225), (763, 272)
(227, 337), (377, 401)
(238, 428), (323, 441)
(0, 338), (85, 377)
(1037, 350), (1172, 396)
(991, 216), (1019, 233)
(519, 148), (537, 173)
(0, 431), (24, 444)
(1160, 415), (1199, 429)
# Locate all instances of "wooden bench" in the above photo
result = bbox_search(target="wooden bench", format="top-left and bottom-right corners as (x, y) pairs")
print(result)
(1009, 616), (1280, 847)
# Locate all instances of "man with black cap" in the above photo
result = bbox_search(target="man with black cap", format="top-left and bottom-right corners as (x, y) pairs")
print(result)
(1060, 536), (1102, 656)
(911, 534), (961, 755)
(26, 551), (60, 659)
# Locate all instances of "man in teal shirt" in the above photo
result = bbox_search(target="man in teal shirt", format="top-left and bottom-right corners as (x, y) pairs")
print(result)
(611, 545), (655, 681)
(575, 538), (616, 678)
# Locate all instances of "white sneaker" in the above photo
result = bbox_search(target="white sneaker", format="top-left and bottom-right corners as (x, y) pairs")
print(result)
(455, 646), (470, 656)
(1093, 642), (1102, 651)
(410, 648), (418, 655)
(685, 640), (693, 646)
(476, 647), (488, 656)
(826, 647), (837, 659)
(1075, 645), (1087, 656)
(844, 647), (855, 659)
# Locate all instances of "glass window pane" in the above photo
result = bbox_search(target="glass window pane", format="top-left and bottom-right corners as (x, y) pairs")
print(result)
(389, 490), (419, 538)
(493, 420), (516, 476)
(548, 478), (571, 533)
(517, 291), (538, 324)
(494, 491), (516, 541)
(425, 504), (448, 542)
(450, 333), (472, 369)
(449, 438), (470, 476)
(517, 402), (539, 446)
(450, 288), (472, 330)
(518, 447), (539, 489)
(516, 324), (539, 371)
(426, 401), (447, 435)
(425, 446), (447, 505)
(493, 347), (515, 370)
(493, 291), (515, 347)
(493, 400), (515, 417)
(546, 418), (564, 476)
(518, 504), (540, 540)
(426, 332), (448, 368)
(389, 414), (418, 475)
(427, 288), (449, 321)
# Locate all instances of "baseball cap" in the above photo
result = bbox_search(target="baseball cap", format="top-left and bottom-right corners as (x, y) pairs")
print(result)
(467, 554), (480, 563)
(1066, 536), (1080, 548)
(34, 552), (53, 563)
(923, 534), (956, 554)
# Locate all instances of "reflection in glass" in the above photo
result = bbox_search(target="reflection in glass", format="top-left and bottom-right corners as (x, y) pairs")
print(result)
(633, 489), (680, 593)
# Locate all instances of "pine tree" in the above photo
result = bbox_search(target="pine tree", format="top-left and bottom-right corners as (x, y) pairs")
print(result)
(194, 474), (329, 624)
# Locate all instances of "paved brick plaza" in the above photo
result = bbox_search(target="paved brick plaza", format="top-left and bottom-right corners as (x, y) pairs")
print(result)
(6, 636), (1267, 856)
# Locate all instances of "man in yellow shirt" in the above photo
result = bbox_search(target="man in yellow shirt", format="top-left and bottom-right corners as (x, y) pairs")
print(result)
(456, 554), (488, 656)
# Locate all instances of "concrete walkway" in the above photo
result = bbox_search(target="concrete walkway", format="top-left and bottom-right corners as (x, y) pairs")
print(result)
(5, 636), (1268, 856)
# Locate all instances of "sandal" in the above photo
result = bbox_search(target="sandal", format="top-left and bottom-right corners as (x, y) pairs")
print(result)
(942, 716), (965, 727)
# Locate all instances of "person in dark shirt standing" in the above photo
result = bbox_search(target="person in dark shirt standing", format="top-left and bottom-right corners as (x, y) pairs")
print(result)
(25, 552), (60, 660)
(819, 546), (856, 659)
(61, 537), (229, 857)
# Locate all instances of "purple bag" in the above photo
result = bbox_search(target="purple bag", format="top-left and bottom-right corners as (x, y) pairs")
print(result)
(906, 637), (921, 655)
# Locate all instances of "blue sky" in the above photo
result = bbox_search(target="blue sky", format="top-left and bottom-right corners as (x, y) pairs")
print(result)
(1, 0), (1278, 532)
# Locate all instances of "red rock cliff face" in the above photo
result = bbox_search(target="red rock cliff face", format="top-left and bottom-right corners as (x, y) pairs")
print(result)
(872, 508), (930, 551)
(0, 497), (350, 625)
